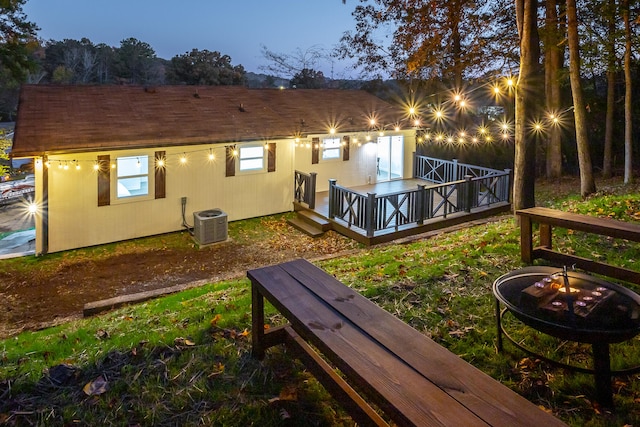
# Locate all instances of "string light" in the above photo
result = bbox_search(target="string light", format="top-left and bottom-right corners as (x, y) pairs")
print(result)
(35, 75), (579, 169)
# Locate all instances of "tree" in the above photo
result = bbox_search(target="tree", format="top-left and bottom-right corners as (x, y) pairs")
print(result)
(566, 0), (596, 197)
(44, 38), (97, 84)
(602, 0), (618, 178)
(113, 37), (161, 85)
(0, 0), (38, 82)
(543, 0), (564, 179)
(512, 0), (541, 211)
(622, 0), (633, 184)
(337, 0), (516, 83)
(43, 38), (115, 84)
(290, 68), (326, 88)
(260, 45), (327, 79)
(0, 127), (11, 177)
(166, 49), (245, 85)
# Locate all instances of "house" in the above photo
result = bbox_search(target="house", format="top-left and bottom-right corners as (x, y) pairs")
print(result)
(11, 85), (417, 254)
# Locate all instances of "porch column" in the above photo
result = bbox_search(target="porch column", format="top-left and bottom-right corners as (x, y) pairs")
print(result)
(328, 179), (337, 219)
(416, 184), (426, 224)
(365, 192), (376, 237)
(464, 175), (474, 213)
(308, 172), (317, 209)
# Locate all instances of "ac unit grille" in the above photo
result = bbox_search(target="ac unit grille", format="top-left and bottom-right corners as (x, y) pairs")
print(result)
(194, 209), (228, 245)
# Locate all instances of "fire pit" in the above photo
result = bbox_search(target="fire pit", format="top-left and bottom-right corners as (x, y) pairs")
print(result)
(493, 266), (640, 407)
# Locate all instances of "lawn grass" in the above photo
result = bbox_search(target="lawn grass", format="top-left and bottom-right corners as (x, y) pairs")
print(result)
(1, 178), (640, 426)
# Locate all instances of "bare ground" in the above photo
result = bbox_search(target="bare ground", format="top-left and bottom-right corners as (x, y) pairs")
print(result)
(1, 176), (629, 339)
(0, 212), (362, 339)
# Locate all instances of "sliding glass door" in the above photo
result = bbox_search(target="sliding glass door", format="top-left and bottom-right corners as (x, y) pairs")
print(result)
(376, 135), (403, 182)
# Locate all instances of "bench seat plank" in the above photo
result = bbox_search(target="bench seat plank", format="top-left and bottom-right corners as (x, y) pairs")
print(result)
(250, 261), (489, 426)
(517, 207), (640, 241)
(517, 207), (640, 283)
(249, 259), (566, 427)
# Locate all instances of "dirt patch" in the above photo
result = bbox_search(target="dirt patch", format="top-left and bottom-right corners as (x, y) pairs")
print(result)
(1, 176), (626, 339)
(0, 216), (362, 339)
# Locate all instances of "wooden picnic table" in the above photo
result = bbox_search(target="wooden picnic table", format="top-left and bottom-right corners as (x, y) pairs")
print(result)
(248, 259), (567, 426)
(517, 206), (640, 283)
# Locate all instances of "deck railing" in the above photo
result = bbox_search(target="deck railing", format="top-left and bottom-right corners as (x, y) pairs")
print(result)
(294, 170), (317, 209)
(329, 159), (511, 237)
(413, 155), (505, 183)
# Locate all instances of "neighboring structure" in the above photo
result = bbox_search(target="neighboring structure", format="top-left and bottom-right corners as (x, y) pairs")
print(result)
(11, 85), (416, 254)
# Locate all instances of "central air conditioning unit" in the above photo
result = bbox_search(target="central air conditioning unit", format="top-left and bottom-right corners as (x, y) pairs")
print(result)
(193, 209), (228, 245)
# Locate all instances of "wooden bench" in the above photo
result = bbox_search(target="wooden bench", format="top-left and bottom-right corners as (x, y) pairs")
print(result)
(517, 207), (640, 283)
(248, 259), (566, 426)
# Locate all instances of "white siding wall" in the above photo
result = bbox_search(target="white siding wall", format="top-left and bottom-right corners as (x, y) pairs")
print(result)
(32, 130), (417, 253)
(35, 141), (294, 253)
(293, 131), (416, 191)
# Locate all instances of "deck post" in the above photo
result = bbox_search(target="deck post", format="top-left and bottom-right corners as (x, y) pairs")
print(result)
(412, 152), (417, 178)
(308, 172), (317, 209)
(504, 168), (512, 202)
(365, 192), (376, 237)
(452, 158), (458, 182)
(328, 179), (337, 219)
(416, 184), (426, 224)
(464, 175), (473, 213)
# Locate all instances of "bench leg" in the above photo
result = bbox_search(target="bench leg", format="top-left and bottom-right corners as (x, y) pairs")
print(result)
(520, 216), (533, 263)
(251, 284), (266, 360)
(539, 223), (552, 249)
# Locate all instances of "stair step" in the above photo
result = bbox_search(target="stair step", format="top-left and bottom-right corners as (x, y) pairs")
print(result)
(287, 217), (325, 237)
(297, 210), (332, 231)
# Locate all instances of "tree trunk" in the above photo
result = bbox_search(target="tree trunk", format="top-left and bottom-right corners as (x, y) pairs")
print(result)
(602, 0), (616, 179)
(513, 0), (540, 211)
(544, 0), (563, 179)
(566, 0), (596, 197)
(623, 0), (633, 184)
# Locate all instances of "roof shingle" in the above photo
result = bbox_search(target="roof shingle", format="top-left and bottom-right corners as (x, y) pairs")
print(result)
(12, 85), (406, 157)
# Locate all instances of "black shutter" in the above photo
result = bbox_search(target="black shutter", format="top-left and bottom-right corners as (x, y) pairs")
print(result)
(267, 143), (276, 172)
(155, 151), (166, 199)
(226, 145), (236, 177)
(343, 136), (350, 161)
(311, 137), (319, 164)
(97, 155), (110, 206)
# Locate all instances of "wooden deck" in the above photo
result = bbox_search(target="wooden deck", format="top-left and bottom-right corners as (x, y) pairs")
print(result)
(293, 178), (511, 245)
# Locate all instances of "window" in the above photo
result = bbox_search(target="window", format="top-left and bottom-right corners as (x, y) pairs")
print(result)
(239, 145), (265, 171)
(116, 156), (149, 198)
(322, 137), (341, 160)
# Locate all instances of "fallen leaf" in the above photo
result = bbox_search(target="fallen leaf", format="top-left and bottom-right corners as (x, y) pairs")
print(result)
(211, 314), (222, 326)
(83, 375), (108, 396)
(95, 329), (109, 340)
(174, 337), (195, 346)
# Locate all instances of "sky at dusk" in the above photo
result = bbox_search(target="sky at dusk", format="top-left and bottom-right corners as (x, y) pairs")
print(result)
(23, 0), (361, 78)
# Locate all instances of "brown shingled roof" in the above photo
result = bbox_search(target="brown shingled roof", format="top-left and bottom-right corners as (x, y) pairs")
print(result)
(12, 85), (406, 157)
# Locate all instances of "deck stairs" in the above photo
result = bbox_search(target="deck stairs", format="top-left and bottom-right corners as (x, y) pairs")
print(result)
(287, 209), (332, 237)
